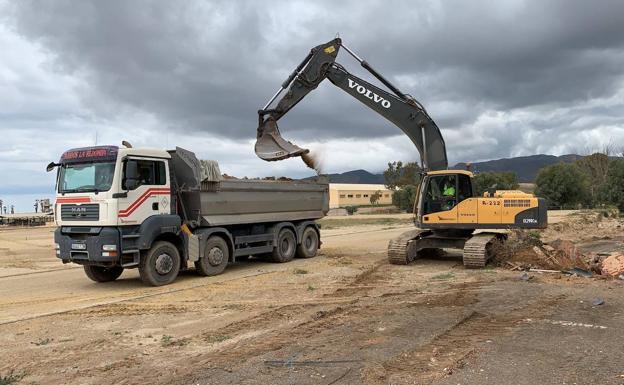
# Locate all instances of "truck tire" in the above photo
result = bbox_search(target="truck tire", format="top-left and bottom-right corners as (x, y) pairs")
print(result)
(271, 228), (296, 263)
(296, 226), (319, 258)
(195, 236), (229, 276)
(83, 265), (124, 282)
(139, 241), (181, 286)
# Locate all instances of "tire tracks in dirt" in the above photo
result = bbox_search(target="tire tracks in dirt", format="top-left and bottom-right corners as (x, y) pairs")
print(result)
(368, 293), (567, 384)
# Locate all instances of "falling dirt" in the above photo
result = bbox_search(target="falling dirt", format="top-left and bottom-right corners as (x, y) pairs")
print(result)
(301, 151), (322, 175)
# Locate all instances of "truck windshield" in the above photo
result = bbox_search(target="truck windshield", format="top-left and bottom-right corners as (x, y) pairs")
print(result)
(58, 162), (116, 193)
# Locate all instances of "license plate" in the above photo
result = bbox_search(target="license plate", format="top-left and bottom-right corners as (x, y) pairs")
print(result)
(71, 243), (87, 250)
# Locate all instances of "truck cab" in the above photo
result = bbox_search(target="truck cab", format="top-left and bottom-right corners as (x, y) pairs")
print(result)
(49, 145), (328, 286)
(54, 146), (172, 227)
(51, 145), (180, 284)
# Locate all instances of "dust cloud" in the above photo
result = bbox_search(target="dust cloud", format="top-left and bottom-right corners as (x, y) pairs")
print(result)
(302, 152), (323, 175)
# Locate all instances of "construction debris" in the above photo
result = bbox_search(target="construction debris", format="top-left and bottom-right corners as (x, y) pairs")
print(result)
(494, 212), (624, 279)
(592, 298), (605, 306)
(566, 267), (593, 278)
(528, 268), (562, 274)
(493, 234), (589, 272)
(601, 253), (624, 276)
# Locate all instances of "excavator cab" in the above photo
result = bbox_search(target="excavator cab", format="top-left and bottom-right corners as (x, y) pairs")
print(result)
(419, 171), (474, 216)
(414, 170), (476, 229)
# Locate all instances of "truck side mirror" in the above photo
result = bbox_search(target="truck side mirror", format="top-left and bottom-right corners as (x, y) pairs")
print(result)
(125, 160), (139, 190)
(46, 162), (59, 172)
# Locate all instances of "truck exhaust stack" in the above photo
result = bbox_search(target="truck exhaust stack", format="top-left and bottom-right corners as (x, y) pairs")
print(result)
(255, 117), (309, 161)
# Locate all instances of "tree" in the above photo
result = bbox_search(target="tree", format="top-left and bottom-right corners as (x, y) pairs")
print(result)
(392, 185), (417, 212)
(384, 161), (421, 189)
(575, 153), (610, 206)
(472, 172), (519, 196)
(369, 190), (382, 206)
(599, 159), (624, 211)
(535, 163), (589, 208)
(385, 161), (421, 212)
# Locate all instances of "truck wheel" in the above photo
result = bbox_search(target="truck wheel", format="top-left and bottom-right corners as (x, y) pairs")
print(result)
(271, 228), (296, 263)
(139, 241), (180, 286)
(195, 236), (229, 276)
(296, 227), (319, 258)
(83, 265), (124, 282)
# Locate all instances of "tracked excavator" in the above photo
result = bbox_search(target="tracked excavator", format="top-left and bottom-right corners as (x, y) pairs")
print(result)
(255, 38), (547, 268)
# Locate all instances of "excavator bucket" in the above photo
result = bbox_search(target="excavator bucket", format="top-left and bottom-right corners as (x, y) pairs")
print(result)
(255, 118), (309, 161)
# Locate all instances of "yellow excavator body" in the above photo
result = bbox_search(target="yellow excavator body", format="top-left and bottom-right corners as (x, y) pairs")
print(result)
(420, 194), (544, 225)
(414, 170), (547, 230)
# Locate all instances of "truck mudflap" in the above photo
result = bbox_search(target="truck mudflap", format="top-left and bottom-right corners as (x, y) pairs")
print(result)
(55, 227), (120, 265)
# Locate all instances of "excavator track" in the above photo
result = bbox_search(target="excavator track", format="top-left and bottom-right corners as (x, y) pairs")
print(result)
(388, 229), (427, 265)
(462, 233), (499, 268)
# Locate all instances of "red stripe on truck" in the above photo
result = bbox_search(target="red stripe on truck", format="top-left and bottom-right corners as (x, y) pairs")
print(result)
(118, 188), (170, 218)
(56, 197), (91, 204)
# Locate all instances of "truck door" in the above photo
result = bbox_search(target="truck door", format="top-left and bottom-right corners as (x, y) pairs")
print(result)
(118, 158), (170, 225)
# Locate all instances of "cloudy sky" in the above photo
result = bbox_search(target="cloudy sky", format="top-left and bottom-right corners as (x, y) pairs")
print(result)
(1, 0), (624, 210)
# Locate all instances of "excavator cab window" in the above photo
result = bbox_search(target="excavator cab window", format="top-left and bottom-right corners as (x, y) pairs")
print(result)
(457, 174), (473, 202)
(423, 175), (457, 214)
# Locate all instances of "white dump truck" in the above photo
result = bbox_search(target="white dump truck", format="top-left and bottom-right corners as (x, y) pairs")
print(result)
(48, 144), (328, 286)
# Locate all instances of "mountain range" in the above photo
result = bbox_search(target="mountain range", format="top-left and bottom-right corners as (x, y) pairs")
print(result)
(313, 154), (584, 184)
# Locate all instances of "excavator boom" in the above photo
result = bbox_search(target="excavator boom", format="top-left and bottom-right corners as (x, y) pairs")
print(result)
(255, 38), (448, 171)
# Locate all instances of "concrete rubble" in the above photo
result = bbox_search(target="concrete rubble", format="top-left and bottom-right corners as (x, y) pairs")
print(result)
(498, 228), (624, 279)
(600, 252), (624, 276)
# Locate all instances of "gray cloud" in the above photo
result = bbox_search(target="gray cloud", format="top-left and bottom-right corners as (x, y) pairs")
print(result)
(1, 0), (624, 209)
(9, 0), (624, 137)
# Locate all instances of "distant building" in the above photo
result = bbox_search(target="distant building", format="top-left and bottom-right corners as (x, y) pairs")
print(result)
(328, 183), (393, 208)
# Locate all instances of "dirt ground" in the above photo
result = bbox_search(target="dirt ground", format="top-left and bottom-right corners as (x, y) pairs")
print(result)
(1, 211), (624, 385)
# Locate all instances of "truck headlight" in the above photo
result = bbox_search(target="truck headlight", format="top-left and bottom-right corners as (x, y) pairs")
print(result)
(55, 243), (60, 250)
(102, 244), (118, 257)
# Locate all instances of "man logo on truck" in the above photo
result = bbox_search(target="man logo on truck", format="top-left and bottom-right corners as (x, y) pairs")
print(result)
(71, 206), (87, 217)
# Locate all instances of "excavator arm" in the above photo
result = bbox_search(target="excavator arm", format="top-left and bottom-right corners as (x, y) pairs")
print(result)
(256, 38), (448, 171)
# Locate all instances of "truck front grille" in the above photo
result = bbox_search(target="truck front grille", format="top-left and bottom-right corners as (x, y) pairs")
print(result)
(61, 204), (100, 221)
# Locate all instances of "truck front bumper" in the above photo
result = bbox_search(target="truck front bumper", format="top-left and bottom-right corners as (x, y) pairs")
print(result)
(54, 227), (121, 265)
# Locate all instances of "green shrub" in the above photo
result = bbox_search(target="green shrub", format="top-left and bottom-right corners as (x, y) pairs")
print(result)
(391, 185), (417, 213)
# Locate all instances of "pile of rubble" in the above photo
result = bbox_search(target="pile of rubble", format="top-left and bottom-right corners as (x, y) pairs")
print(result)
(494, 230), (624, 279)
